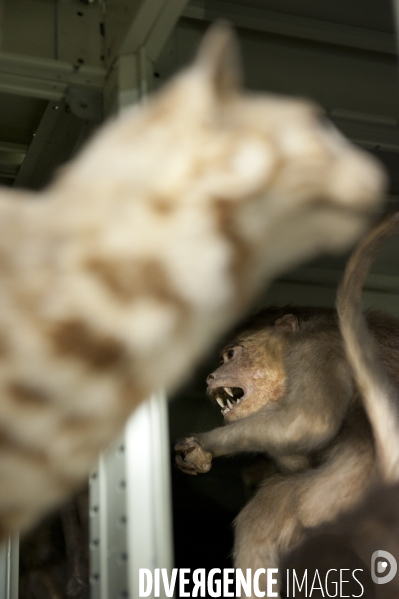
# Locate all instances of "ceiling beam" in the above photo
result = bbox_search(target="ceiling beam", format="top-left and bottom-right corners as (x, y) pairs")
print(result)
(0, 163), (19, 180)
(0, 52), (105, 101)
(105, 0), (189, 67)
(14, 99), (97, 190)
(0, 141), (28, 154)
(183, 0), (397, 55)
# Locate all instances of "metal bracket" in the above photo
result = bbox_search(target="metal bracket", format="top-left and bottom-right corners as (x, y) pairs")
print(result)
(66, 85), (103, 121)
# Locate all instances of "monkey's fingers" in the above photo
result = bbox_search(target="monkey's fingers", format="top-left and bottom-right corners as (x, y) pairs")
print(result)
(175, 453), (198, 475)
(189, 446), (213, 472)
(175, 436), (200, 454)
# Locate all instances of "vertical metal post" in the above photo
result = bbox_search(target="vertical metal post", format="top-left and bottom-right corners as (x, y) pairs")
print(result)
(89, 393), (174, 599)
(89, 440), (129, 599)
(0, 536), (19, 599)
(125, 393), (174, 598)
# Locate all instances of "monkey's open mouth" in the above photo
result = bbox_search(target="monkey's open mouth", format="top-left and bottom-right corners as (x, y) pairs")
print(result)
(211, 387), (245, 415)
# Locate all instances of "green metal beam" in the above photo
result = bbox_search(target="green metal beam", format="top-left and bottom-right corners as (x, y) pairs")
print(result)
(105, 0), (189, 67)
(0, 52), (105, 101)
(14, 99), (98, 190)
(184, 0), (397, 55)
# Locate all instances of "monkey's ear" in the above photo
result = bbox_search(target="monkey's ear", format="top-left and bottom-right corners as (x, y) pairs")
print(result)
(274, 314), (299, 332)
(194, 21), (242, 100)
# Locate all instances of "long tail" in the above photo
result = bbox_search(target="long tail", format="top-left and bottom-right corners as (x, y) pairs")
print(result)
(337, 212), (399, 483)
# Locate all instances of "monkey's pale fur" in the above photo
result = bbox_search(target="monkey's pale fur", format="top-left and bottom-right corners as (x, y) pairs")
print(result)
(0, 24), (385, 537)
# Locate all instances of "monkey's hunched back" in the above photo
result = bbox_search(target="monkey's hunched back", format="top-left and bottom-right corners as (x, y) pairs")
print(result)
(239, 302), (399, 396)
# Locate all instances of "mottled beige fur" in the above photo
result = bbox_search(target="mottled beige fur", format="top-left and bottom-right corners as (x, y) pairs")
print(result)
(0, 23), (385, 537)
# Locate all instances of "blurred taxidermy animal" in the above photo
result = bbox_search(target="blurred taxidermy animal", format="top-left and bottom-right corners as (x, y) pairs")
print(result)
(176, 215), (399, 597)
(0, 23), (385, 539)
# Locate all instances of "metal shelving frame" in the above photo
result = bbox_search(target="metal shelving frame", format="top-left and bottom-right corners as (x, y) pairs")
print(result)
(89, 393), (174, 599)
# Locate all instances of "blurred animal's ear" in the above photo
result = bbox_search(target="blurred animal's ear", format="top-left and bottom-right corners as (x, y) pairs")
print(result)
(194, 21), (242, 100)
(274, 314), (299, 332)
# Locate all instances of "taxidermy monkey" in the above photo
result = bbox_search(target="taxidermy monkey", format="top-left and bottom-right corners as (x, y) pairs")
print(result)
(175, 217), (399, 596)
(284, 212), (399, 599)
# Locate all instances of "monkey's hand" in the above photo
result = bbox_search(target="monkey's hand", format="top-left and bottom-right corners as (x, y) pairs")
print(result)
(175, 437), (213, 475)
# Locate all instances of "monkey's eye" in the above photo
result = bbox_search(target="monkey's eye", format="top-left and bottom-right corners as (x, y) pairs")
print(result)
(220, 345), (241, 364)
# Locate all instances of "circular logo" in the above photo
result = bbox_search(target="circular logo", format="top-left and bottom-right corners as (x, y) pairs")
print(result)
(371, 551), (397, 584)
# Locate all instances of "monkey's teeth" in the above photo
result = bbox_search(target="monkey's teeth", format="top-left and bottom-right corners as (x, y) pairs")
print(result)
(222, 407), (230, 415)
(224, 387), (234, 398)
(227, 399), (233, 409)
(216, 397), (224, 408)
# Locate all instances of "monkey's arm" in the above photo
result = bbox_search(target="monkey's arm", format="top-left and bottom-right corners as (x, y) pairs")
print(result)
(176, 357), (352, 472)
(198, 405), (339, 457)
(175, 407), (338, 475)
